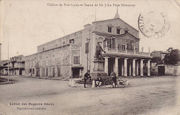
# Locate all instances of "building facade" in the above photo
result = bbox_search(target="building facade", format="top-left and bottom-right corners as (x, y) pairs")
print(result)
(24, 11), (152, 79)
(9, 55), (25, 76)
(0, 55), (25, 76)
(0, 60), (8, 75)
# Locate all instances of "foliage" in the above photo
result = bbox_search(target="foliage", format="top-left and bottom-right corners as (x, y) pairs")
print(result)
(164, 48), (180, 65)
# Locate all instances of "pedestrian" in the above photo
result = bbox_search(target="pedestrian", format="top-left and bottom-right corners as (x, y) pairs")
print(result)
(84, 70), (91, 88)
(96, 77), (102, 87)
(110, 72), (117, 88)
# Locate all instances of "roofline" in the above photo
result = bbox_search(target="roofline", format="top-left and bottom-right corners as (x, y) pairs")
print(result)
(38, 44), (70, 54)
(25, 44), (70, 58)
(93, 31), (139, 40)
(38, 29), (83, 48)
(92, 18), (138, 32)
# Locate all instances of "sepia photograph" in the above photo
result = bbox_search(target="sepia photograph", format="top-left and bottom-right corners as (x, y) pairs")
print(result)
(0, 0), (180, 115)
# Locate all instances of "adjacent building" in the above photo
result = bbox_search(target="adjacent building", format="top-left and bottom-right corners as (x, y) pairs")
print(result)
(24, 11), (152, 79)
(0, 55), (25, 76)
(0, 60), (8, 75)
(9, 55), (25, 76)
(151, 50), (180, 76)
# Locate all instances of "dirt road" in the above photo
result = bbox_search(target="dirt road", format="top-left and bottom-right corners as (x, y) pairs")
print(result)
(0, 76), (179, 115)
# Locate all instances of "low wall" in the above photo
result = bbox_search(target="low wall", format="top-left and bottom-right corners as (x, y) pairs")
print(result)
(165, 65), (180, 76)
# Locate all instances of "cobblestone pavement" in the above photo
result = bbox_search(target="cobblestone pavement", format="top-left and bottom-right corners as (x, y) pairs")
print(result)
(0, 76), (179, 115)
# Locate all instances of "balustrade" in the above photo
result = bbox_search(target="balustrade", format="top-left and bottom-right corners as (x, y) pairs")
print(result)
(104, 47), (150, 57)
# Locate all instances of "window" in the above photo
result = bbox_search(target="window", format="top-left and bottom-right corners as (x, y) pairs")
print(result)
(108, 26), (112, 33)
(122, 45), (126, 51)
(69, 39), (75, 44)
(117, 28), (120, 34)
(127, 41), (133, 50)
(85, 42), (89, 53)
(74, 56), (80, 64)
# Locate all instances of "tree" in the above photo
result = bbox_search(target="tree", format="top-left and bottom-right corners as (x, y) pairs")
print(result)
(164, 48), (180, 65)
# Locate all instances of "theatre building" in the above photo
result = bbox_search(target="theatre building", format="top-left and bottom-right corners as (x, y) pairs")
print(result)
(24, 11), (152, 79)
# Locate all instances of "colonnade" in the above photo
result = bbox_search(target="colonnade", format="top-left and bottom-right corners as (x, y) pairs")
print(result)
(104, 57), (151, 76)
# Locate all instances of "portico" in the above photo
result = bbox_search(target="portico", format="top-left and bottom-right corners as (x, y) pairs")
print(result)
(103, 54), (151, 77)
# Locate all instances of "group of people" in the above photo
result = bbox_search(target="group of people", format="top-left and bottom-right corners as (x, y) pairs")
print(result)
(83, 70), (117, 88)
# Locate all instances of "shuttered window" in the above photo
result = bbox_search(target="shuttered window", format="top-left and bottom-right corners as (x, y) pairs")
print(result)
(117, 28), (120, 34)
(108, 26), (112, 33)
(122, 45), (126, 51)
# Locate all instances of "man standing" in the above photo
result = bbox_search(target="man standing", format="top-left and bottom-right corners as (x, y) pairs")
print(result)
(84, 70), (91, 88)
(96, 77), (102, 87)
(110, 71), (117, 88)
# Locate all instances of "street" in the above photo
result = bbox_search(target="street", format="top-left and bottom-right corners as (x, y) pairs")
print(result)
(0, 76), (179, 115)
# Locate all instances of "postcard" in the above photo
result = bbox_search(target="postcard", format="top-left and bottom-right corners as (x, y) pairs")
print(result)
(0, 0), (180, 115)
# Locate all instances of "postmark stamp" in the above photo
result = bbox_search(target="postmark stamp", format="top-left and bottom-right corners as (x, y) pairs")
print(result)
(174, 0), (180, 8)
(138, 11), (170, 38)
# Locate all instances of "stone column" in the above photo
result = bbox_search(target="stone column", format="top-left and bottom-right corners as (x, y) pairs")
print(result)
(140, 59), (144, 76)
(121, 62), (124, 76)
(147, 60), (151, 76)
(124, 58), (128, 76)
(136, 61), (139, 76)
(104, 57), (109, 74)
(114, 57), (119, 76)
(132, 59), (136, 76)
(129, 62), (131, 76)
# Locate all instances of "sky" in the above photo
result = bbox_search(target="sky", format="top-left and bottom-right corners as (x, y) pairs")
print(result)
(0, 0), (180, 60)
